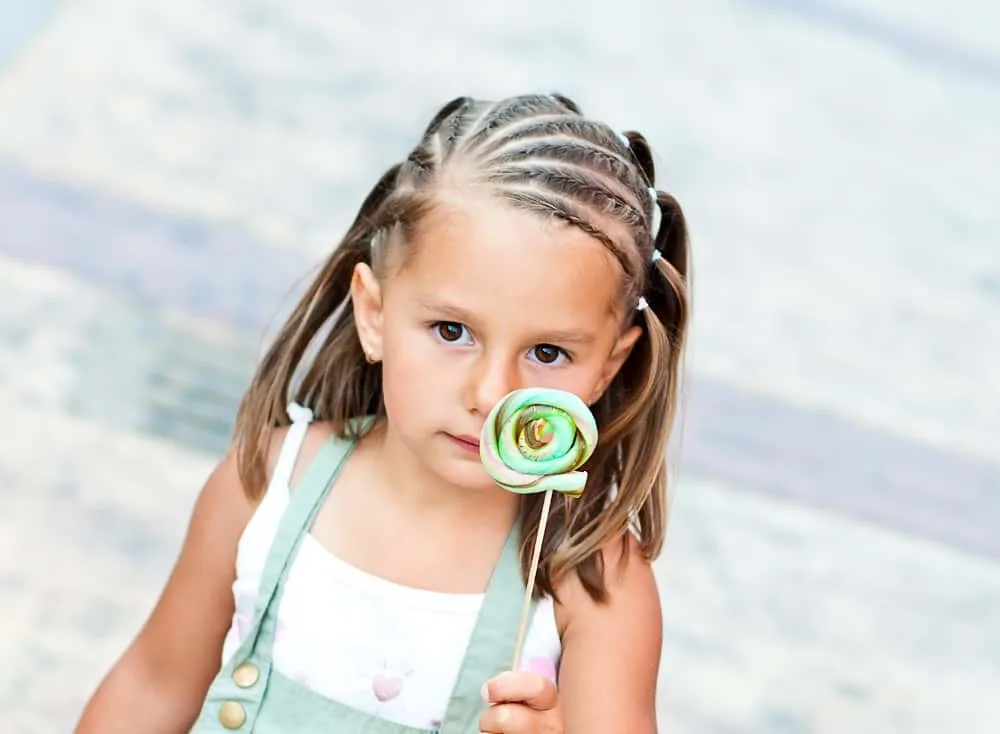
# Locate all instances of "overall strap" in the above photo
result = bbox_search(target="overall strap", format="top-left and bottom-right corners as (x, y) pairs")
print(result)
(200, 412), (363, 733)
(440, 524), (533, 733)
(237, 415), (365, 661)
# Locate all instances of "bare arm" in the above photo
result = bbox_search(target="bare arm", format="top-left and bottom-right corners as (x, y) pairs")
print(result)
(555, 534), (663, 734)
(75, 449), (257, 733)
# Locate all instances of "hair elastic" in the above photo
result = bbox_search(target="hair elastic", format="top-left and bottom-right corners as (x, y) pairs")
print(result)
(636, 296), (649, 312)
(616, 131), (631, 148)
(648, 187), (662, 238)
(651, 249), (662, 264)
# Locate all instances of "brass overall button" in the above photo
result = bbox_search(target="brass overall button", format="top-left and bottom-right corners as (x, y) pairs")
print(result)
(219, 701), (246, 729)
(233, 661), (260, 688)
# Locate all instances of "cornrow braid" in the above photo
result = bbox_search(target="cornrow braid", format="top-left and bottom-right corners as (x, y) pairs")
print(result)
(500, 189), (623, 263)
(489, 165), (646, 230)
(489, 140), (649, 201)
(474, 117), (611, 156)
(460, 95), (567, 150)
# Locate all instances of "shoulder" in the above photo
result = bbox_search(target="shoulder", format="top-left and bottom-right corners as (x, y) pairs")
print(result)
(553, 531), (662, 732)
(554, 530), (662, 637)
(180, 416), (336, 537)
(152, 418), (337, 593)
(253, 419), (337, 494)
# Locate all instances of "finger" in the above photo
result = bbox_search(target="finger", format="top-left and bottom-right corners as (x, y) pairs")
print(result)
(479, 702), (544, 733)
(482, 670), (559, 710)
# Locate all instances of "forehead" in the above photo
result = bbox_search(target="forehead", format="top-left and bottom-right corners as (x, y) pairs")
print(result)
(391, 190), (625, 333)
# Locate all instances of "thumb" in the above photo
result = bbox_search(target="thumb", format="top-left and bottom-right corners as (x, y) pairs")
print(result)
(482, 670), (559, 711)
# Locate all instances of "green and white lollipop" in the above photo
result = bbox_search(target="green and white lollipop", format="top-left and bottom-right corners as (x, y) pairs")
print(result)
(479, 387), (598, 670)
(479, 387), (598, 499)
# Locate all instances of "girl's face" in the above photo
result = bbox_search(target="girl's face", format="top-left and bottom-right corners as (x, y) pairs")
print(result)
(352, 189), (641, 491)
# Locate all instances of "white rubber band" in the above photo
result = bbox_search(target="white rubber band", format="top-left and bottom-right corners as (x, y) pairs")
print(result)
(648, 187), (662, 237)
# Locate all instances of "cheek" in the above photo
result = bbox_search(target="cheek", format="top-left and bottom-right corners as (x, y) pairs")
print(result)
(379, 323), (450, 416)
(518, 360), (610, 406)
(563, 345), (626, 403)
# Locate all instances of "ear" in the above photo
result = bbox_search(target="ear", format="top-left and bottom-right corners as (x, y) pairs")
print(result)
(589, 325), (642, 404)
(350, 262), (384, 361)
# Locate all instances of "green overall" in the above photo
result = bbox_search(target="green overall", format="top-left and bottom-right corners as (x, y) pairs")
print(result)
(191, 426), (528, 733)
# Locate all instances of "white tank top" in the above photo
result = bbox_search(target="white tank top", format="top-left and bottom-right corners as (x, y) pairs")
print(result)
(220, 405), (563, 730)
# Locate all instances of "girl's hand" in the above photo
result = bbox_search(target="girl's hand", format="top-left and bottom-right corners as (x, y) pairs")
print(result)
(479, 671), (563, 733)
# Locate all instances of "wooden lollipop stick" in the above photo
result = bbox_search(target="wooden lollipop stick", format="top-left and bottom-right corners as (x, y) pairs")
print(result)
(511, 488), (554, 672)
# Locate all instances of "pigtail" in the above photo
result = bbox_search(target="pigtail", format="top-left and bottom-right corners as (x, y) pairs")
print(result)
(632, 188), (691, 553)
(559, 184), (690, 591)
(648, 189), (690, 337)
(232, 163), (403, 499)
(542, 192), (691, 600)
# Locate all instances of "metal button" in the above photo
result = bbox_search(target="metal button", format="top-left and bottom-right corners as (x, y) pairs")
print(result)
(219, 701), (246, 729)
(233, 661), (260, 688)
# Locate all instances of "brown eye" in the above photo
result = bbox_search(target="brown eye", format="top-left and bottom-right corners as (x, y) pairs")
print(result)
(435, 322), (468, 343)
(531, 344), (564, 364)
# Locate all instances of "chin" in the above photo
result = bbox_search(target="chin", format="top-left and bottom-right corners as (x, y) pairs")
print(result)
(446, 466), (498, 492)
(432, 457), (499, 493)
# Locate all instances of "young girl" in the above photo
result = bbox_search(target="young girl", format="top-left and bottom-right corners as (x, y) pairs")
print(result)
(75, 93), (690, 734)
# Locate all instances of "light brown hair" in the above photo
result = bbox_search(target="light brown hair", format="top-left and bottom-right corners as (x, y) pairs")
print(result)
(233, 93), (690, 602)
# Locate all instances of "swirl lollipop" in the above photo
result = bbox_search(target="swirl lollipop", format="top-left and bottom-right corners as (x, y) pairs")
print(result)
(479, 387), (598, 669)
(480, 387), (597, 498)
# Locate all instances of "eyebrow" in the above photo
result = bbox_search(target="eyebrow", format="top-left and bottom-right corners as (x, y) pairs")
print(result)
(415, 296), (597, 346)
(416, 296), (474, 323)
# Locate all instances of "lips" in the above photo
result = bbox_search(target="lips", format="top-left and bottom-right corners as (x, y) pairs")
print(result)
(451, 434), (480, 449)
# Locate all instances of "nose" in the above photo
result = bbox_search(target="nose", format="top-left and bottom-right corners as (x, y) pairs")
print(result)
(463, 352), (520, 417)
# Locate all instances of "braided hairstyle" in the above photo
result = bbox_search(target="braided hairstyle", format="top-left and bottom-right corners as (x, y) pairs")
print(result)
(234, 93), (690, 602)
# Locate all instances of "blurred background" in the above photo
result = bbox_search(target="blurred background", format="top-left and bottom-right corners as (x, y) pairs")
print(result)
(1, 0), (998, 732)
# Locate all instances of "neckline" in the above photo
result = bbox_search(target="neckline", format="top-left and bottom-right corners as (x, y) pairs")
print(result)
(298, 532), (486, 613)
